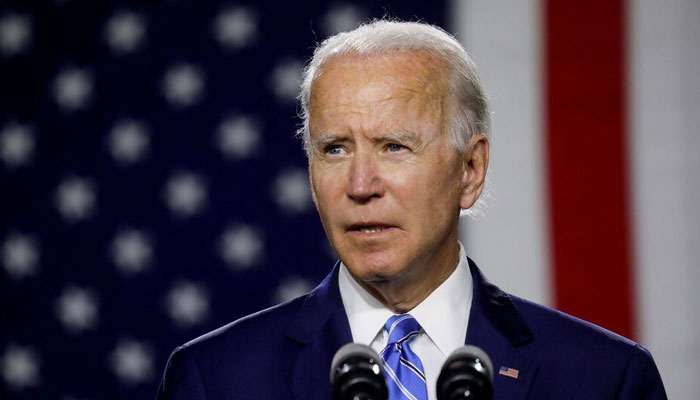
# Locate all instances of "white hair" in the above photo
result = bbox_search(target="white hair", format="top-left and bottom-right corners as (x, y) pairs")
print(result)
(297, 19), (491, 155)
(297, 19), (492, 216)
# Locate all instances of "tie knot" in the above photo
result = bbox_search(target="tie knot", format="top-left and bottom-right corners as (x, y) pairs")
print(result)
(384, 314), (422, 345)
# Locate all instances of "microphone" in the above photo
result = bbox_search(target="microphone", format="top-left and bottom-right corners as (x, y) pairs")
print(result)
(436, 345), (493, 400)
(330, 343), (388, 400)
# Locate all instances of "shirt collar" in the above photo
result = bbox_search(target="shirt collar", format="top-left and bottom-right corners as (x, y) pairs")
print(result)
(410, 242), (472, 356)
(338, 242), (473, 356)
(338, 260), (393, 345)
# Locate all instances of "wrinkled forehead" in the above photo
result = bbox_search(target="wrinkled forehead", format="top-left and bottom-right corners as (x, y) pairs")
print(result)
(309, 50), (450, 107)
(307, 51), (451, 148)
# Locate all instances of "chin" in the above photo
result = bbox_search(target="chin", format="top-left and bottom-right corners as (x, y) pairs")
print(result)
(362, 273), (392, 283)
(336, 241), (408, 278)
(345, 256), (405, 283)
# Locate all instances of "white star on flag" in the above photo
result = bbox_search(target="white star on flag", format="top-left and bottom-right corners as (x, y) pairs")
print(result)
(213, 6), (258, 50)
(322, 5), (364, 35)
(162, 63), (204, 107)
(219, 224), (264, 269)
(104, 11), (146, 55)
(275, 277), (313, 304)
(55, 286), (99, 333)
(54, 176), (96, 222)
(109, 339), (154, 385)
(166, 281), (209, 328)
(216, 115), (261, 159)
(270, 59), (303, 101)
(0, 13), (31, 56)
(108, 119), (150, 165)
(52, 67), (93, 111)
(164, 172), (207, 217)
(1, 233), (39, 279)
(1, 344), (40, 390)
(111, 229), (153, 274)
(0, 122), (34, 168)
(272, 168), (312, 213)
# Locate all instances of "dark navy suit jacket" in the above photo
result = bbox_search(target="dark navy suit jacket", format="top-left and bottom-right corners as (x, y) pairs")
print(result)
(156, 259), (667, 399)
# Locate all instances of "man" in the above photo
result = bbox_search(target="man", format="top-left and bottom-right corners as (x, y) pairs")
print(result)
(157, 20), (666, 400)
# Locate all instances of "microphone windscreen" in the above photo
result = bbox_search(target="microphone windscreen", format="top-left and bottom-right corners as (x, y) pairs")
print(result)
(330, 343), (382, 382)
(330, 343), (388, 400)
(444, 345), (493, 380)
(437, 345), (494, 400)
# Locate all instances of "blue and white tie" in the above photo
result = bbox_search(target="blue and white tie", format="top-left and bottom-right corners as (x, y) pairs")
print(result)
(380, 314), (428, 400)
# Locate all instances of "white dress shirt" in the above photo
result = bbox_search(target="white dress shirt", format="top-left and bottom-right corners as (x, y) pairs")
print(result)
(338, 242), (473, 400)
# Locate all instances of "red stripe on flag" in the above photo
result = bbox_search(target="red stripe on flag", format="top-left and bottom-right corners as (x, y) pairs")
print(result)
(545, 0), (635, 339)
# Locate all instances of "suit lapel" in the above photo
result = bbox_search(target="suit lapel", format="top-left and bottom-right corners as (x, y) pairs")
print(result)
(285, 263), (352, 400)
(283, 259), (540, 399)
(466, 258), (539, 400)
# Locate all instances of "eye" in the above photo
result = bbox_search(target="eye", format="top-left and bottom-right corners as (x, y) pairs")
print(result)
(386, 143), (406, 152)
(325, 145), (346, 155)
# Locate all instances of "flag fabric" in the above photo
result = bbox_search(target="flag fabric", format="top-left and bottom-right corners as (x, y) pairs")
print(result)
(0, 2), (446, 399)
(454, 1), (700, 399)
(2, 1), (699, 400)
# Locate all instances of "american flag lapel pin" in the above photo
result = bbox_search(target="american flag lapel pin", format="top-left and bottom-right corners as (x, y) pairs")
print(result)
(498, 366), (520, 379)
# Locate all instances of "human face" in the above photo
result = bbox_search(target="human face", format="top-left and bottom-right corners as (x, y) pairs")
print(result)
(308, 51), (479, 301)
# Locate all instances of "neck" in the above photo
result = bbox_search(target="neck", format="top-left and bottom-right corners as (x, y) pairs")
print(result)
(357, 241), (460, 314)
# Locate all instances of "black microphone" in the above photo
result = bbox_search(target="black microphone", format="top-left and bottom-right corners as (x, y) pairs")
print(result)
(330, 343), (388, 400)
(436, 345), (493, 400)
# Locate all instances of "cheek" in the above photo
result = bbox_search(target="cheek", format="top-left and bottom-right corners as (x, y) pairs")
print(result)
(386, 170), (438, 226)
(311, 167), (344, 212)
(408, 162), (461, 217)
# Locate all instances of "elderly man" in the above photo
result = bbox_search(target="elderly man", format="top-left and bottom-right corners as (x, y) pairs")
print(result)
(157, 20), (666, 400)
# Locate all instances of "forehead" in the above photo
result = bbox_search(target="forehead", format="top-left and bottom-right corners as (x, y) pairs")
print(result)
(309, 50), (448, 129)
(309, 50), (447, 137)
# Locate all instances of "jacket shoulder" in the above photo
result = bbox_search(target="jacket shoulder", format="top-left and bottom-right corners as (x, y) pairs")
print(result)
(157, 296), (308, 400)
(184, 294), (307, 359)
(512, 295), (637, 351)
(509, 296), (666, 399)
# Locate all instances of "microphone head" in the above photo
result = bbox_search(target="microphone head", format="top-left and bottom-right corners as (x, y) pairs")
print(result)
(330, 343), (388, 400)
(437, 345), (493, 400)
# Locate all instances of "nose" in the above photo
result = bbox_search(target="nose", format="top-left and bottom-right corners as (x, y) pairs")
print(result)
(345, 151), (384, 202)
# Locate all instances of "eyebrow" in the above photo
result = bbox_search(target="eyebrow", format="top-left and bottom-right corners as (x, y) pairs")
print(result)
(311, 134), (345, 149)
(312, 132), (421, 148)
(375, 132), (421, 147)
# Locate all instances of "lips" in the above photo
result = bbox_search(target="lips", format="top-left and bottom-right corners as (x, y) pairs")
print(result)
(346, 222), (396, 233)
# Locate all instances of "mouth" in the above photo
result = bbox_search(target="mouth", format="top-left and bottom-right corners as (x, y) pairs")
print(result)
(346, 223), (397, 235)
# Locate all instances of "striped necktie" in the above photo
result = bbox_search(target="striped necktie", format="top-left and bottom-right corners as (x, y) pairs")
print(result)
(380, 314), (428, 400)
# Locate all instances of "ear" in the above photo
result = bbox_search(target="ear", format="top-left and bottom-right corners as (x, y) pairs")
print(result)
(459, 133), (490, 210)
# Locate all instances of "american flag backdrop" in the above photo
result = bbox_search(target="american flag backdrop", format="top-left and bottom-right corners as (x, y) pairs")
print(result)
(2, 1), (700, 400)
(0, 1), (446, 399)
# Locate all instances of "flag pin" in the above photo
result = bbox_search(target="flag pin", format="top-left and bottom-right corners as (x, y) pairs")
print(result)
(498, 366), (520, 379)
